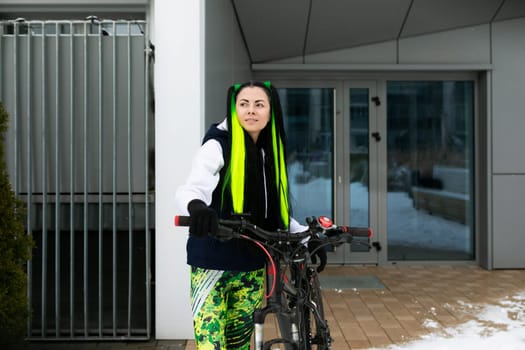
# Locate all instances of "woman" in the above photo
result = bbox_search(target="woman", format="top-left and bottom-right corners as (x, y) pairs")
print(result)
(175, 81), (325, 349)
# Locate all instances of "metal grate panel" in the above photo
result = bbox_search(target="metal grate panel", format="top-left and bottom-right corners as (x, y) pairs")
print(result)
(0, 18), (154, 340)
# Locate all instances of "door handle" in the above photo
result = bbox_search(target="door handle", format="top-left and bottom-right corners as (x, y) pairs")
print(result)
(371, 96), (381, 106)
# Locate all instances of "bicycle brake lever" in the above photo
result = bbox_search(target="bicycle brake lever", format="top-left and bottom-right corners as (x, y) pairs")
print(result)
(214, 226), (237, 241)
(323, 228), (339, 237)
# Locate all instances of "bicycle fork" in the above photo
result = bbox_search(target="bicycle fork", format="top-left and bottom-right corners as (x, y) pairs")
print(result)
(253, 263), (300, 350)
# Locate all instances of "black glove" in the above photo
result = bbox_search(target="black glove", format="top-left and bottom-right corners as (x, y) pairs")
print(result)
(187, 199), (218, 238)
(308, 239), (327, 273)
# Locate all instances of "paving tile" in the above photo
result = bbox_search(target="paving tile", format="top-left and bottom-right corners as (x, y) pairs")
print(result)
(329, 342), (351, 350)
(383, 326), (410, 343)
(339, 325), (367, 341)
(374, 314), (402, 329)
(368, 336), (392, 348)
(14, 265), (525, 350)
(356, 320), (387, 339)
(346, 339), (371, 349)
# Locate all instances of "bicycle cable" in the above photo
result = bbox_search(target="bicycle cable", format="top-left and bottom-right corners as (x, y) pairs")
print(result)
(240, 234), (277, 298)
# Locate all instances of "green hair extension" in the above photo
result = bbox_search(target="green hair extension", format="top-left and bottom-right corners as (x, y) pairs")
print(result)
(271, 110), (290, 228)
(229, 84), (245, 214)
(266, 80), (290, 228)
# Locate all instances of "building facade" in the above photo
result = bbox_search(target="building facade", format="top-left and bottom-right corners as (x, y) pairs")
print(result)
(1, 0), (524, 341)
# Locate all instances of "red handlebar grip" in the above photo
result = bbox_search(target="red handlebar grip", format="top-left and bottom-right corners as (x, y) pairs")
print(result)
(174, 215), (190, 227)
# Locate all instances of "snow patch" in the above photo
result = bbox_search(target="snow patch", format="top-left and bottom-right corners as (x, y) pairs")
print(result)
(370, 292), (525, 349)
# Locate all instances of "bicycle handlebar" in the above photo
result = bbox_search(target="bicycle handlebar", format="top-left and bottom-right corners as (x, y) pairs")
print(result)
(175, 214), (373, 300)
(174, 215), (372, 242)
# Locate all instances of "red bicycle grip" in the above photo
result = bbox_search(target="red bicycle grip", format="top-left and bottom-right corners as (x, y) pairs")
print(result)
(174, 215), (190, 227)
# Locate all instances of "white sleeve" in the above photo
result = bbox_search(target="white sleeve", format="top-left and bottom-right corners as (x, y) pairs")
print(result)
(174, 139), (224, 215)
(289, 217), (308, 233)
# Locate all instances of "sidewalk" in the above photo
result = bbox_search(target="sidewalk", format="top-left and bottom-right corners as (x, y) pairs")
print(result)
(187, 265), (525, 349)
(11, 265), (525, 350)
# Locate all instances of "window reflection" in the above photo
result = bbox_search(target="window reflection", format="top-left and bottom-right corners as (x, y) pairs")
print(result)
(387, 81), (475, 260)
(349, 88), (370, 252)
(349, 88), (370, 227)
(277, 88), (334, 222)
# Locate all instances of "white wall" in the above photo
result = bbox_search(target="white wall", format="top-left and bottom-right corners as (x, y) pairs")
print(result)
(267, 24), (492, 65)
(492, 17), (525, 173)
(154, 0), (204, 339)
(204, 0), (251, 126)
(398, 24), (490, 64)
(154, 0), (252, 340)
(491, 17), (525, 268)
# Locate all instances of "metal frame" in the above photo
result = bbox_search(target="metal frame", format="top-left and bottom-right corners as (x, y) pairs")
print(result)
(0, 18), (153, 341)
(256, 72), (480, 266)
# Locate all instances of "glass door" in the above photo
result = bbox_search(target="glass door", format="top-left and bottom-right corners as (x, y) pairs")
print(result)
(277, 78), (476, 265)
(278, 81), (381, 265)
(386, 81), (475, 261)
(277, 84), (339, 226)
(331, 81), (381, 264)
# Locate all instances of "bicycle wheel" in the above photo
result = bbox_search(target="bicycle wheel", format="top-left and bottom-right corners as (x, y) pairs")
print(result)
(274, 266), (300, 350)
(274, 266), (331, 350)
(295, 292), (313, 350)
(307, 268), (331, 350)
(280, 266), (331, 350)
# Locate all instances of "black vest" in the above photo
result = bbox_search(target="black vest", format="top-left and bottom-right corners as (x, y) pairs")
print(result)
(186, 123), (272, 271)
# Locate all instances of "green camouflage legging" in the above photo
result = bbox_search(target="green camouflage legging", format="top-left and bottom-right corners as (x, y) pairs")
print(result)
(190, 266), (265, 350)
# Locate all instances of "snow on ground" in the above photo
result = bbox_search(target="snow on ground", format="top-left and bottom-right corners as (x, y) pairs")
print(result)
(372, 292), (525, 349)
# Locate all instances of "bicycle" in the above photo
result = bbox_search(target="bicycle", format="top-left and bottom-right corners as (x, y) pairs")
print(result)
(175, 214), (372, 350)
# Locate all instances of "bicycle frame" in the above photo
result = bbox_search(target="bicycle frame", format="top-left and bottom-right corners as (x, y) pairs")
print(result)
(251, 235), (331, 350)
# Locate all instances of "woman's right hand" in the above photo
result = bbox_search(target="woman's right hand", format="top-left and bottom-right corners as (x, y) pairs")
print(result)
(187, 199), (219, 237)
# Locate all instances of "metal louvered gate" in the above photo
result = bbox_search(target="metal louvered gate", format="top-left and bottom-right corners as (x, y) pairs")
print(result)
(0, 18), (154, 340)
